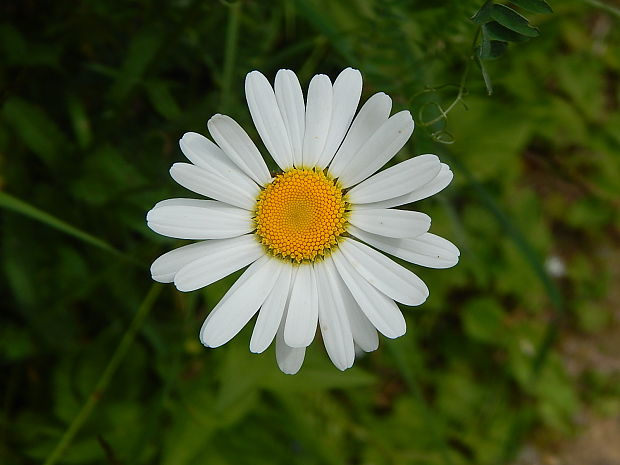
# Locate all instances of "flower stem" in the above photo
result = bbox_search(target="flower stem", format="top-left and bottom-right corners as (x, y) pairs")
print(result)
(43, 283), (162, 465)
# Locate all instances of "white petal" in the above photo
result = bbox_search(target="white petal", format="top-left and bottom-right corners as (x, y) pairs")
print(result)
(358, 163), (454, 209)
(348, 154), (441, 205)
(350, 227), (460, 269)
(151, 198), (212, 209)
(331, 270), (379, 352)
(207, 114), (271, 185)
(284, 264), (319, 348)
(146, 201), (253, 240)
(169, 163), (258, 210)
(337, 111), (414, 188)
(316, 258), (355, 370)
(173, 235), (263, 292)
(328, 92), (392, 179)
(276, 285), (306, 375)
(274, 69), (305, 168)
(315, 68), (362, 168)
(150, 241), (208, 283)
(179, 132), (251, 184)
(276, 328), (306, 375)
(348, 208), (431, 238)
(346, 301), (379, 353)
(200, 256), (281, 348)
(250, 263), (293, 353)
(246, 71), (294, 170)
(339, 238), (428, 306)
(332, 251), (406, 339)
(302, 74), (332, 168)
(150, 238), (250, 284)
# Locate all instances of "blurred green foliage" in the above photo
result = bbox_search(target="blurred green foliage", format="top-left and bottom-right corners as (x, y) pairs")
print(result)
(1, 1), (619, 464)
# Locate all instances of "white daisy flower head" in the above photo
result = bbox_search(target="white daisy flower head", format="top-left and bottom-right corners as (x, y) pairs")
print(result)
(147, 68), (459, 374)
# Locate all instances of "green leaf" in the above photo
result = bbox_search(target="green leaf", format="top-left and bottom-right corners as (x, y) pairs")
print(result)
(463, 298), (504, 343)
(109, 28), (163, 102)
(0, 23), (27, 64)
(145, 80), (181, 120)
(509, 0), (553, 14)
(484, 21), (529, 42)
(67, 96), (92, 149)
(477, 56), (494, 95)
(2, 97), (67, 165)
(471, 0), (495, 24)
(491, 4), (540, 37)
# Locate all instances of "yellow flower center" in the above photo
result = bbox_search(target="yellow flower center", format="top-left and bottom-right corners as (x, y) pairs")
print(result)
(255, 168), (348, 262)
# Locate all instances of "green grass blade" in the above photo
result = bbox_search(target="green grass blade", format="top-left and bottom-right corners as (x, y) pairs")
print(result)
(42, 283), (162, 465)
(0, 191), (125, 259)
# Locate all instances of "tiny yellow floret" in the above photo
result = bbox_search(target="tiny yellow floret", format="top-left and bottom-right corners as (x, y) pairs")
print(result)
(255, 168), (348, 262)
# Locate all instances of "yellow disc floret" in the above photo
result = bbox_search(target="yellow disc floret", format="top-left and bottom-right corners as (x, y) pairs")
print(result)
(255, 168), (348, 262)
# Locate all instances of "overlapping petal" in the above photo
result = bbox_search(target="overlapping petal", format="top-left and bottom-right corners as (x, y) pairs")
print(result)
(250, 262), (293, 353)
(170, 162), (259, 210)
(208, 114), (272, 185)
(357, 163), (454, 210)
(200, 256), (282, 348)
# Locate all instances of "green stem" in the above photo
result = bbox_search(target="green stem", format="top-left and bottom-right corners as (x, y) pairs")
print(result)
(420, 27), (479, 128)
(0, 192), (117, 256)
(0, 192), (142, 267)
(43, 284), (162, 465)
(220, 1), (241, 112)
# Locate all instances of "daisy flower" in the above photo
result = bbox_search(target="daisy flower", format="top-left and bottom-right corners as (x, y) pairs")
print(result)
(147, 68), (459, 374)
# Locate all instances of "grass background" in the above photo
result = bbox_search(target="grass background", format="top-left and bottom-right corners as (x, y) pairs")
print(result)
(1, 1), (619, 464)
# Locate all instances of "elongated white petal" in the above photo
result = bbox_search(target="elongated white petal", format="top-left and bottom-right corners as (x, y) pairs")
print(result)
(316, 258), (355, 370)
(330, 268), (379, 352)
(316, 68), (362, 168)
(332, 251), (406, 339)
(207, 114), (271, 185)
(357, 163), (454, 209)
(146, 201), (253, 239)
(200, 256), (281, 348)
(250, 263), (293, 353)
(337, 111), (414, 188)
(328, 92), (392, 179)
(173, 235), (263, 292)
(302, 74), (332, 167)
(169, 163), (258, 210)
(274, 69), (305, 168)
(349, 208), (430, 238)
(179, 132), (251, 183)
(246, 71), (293, 170)
(350, 226), (460, 269)
(150, 241), (212, 283)
(151, 198), (213, 209)
(339, 238), (428, 306)
(348, 154), (441, 205)
(276, 328), (306, 375)
(276, 287), (306, 374)
(150, 236), (256, 284)
(346, 300), (379, 353)
(284, 264), (318, 348)
(147, 198), (218, 208)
